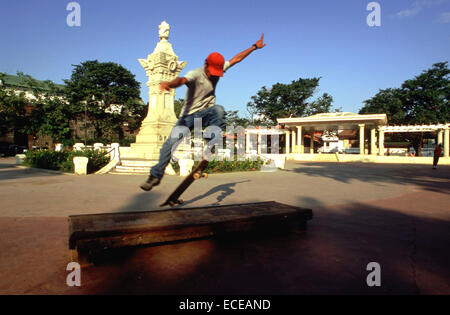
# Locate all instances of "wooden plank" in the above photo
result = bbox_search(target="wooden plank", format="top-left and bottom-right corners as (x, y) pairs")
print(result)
(68, 201), (313, 265)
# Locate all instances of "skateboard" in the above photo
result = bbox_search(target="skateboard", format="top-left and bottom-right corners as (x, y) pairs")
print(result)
(160, 159), (209, 207)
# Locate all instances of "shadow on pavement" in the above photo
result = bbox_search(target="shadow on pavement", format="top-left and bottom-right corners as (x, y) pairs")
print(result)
(283, 162), (450, 193)
(60, 195), (449, 295)
(182, 180), (250, 206)
(0, 167), (64, 181)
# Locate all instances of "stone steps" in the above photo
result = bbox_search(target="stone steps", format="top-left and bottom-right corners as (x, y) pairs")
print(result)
(109, 159), (176, 175)
(109, 159), (155, 175)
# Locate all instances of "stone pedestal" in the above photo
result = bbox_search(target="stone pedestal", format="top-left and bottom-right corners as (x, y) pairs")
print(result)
(179, 159), (194, 176)
(73, 157), (89, 175)
(15, 154), (26, 165)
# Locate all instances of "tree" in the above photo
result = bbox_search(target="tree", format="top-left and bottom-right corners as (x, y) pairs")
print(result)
(0, 74), (29, 142)
(359, 62), (450, 155)
(174, 98), (184, 118)
(9, 73), (74, 145)
(359, 88), (405, 125)
(306, 92), (336, 116)
(401, 62), (449, 124)
(64, 60), (142, 141)
(246, 77), (337, 124)
(225, 110), (252, 128)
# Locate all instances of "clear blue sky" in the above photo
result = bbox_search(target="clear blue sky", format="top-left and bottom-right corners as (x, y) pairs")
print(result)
(1, 0), (449, 117)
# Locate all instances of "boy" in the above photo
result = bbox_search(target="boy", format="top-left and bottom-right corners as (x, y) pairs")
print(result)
(141, 34), (266, 191)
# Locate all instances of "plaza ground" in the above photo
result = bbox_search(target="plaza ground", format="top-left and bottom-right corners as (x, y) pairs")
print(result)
(0, 157), (449, 294)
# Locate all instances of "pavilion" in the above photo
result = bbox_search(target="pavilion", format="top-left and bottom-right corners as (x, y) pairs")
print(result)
(273, 112), (449, 160)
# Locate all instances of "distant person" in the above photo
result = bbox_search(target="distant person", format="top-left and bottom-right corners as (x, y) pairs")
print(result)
(140, 34), (266, 191)
(433, 144), (442, 170)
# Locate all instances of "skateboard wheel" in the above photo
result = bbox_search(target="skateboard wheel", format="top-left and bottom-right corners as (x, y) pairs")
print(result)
(193, 173), (201, 180)
(178, 199), (184, 205)
(201, 173), (208, 179)
(168, 201), (175, 207)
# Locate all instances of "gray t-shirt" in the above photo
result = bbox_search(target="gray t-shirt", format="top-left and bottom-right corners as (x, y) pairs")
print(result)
(180, 61), (231, 116)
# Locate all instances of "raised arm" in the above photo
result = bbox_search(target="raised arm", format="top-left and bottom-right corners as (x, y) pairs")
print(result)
(159, 77), (188, 91)
(228, 33), (266, 67)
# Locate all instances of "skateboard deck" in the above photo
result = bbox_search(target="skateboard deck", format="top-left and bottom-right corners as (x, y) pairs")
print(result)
(160, 159), (209, 207)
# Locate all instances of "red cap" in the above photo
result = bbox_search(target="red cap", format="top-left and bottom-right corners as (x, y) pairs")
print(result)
(206, 52), (225, 77)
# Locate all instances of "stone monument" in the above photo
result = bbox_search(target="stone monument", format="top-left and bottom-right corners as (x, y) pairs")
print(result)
(124, 21), (187, 159)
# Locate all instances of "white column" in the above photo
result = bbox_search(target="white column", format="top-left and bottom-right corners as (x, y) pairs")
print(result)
(310, 129), (314, 154)
(257, 133), (262, 155)
(297, 126), (303, 153)
(437, 130), (443, 146)
(370, 128), (377, 155)
(292, 129), (296, 154)
(378, 127), (385, 156)
(359, 124), (365, 155)
(246, 131), (251, 153)
(444, 126), (449, 157)
(285, 130), (290, 154)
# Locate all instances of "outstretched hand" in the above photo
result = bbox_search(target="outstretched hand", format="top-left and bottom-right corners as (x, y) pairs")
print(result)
(159, 81), (171, 91)
(255, 33), (266, 49)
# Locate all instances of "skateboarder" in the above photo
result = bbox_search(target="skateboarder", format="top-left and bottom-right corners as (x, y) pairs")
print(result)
(140, 33), (266, 191)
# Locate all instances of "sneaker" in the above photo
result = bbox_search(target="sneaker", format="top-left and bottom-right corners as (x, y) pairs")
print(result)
(140, 175), (161, 191)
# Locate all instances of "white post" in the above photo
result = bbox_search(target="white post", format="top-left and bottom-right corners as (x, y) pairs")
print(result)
(444, 126), (449, 157)
(246, 131), (251, 153)
(291, 129), (296, 154)
(378, 127), (385, 156)
(111, 143), (120, 161)
(359, 124), (365, 155)
(257, 133), (262, 155)
(297, 126), (303, 154)
(73, 156), (89, 175)
(285, 130), (290, 154)
(310, 129), (314, 154)
(437, 130), (443, 146)
(371, 128), (377, 155)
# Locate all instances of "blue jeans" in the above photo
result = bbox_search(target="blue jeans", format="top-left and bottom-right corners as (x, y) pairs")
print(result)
(150, 105), (226, 179)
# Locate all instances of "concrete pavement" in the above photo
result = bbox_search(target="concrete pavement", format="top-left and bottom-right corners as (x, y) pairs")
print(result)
(0, 157), (449, 294)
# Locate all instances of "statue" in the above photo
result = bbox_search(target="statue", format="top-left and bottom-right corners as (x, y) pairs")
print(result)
(158, 21), (170, 40)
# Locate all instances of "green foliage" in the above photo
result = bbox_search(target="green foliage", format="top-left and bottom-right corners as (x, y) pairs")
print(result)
(174, 98), (184, 118)
(171, 157), (263, 175)
(203, 158), (263, 173)
(225, 110), (252, 128)
(359, 61), (450, 155)
(360, 62), (449, 124)
(246, 77), (336, 124)
(64, 60), (142, 140)
(23, 150), (68, 171)
(119, 135), (136, 146)
(23, 149), (109, 174)
(359, 88), (405, 125)
(0, 73), (30, 137)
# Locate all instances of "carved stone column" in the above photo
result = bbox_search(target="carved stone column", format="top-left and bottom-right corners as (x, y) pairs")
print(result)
(128, 21), (187, 159)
